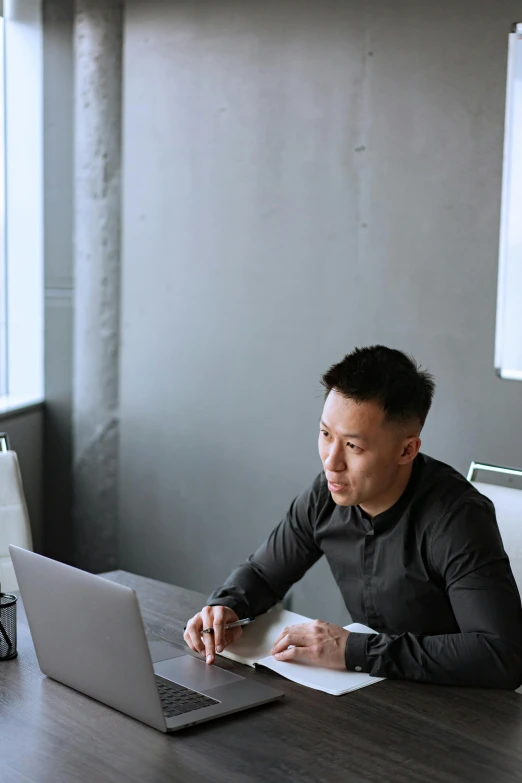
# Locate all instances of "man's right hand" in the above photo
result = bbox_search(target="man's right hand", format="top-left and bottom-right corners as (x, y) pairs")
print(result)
(184, 605), (243, 665)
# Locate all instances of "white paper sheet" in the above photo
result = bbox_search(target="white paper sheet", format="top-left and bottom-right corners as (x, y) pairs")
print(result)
(218, 609), (384, 695)
(256, 655), (382, 695)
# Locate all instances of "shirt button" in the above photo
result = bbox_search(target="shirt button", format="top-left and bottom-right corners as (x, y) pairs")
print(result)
(355, 666), (362, 672)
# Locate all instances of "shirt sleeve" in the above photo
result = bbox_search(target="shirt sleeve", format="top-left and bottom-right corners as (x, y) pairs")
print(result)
(345, 497), (522, 689)
(206, 472), (325, 618)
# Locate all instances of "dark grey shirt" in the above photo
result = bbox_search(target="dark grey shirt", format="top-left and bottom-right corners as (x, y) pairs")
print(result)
(207, 453), (522, 688)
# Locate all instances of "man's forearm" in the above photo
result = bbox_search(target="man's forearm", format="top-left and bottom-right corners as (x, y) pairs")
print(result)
(206, 560), (282, 619)
(345, 631), (522, 689)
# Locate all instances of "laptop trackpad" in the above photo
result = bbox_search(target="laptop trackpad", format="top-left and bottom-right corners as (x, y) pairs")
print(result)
(154, 654), (244, 691)
(148, 640), (186, 664)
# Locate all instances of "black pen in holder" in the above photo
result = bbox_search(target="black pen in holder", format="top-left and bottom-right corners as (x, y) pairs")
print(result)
(0, 584), (18, 660)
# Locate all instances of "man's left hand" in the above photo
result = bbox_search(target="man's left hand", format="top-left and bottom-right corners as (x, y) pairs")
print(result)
(270, 620), (349, 670)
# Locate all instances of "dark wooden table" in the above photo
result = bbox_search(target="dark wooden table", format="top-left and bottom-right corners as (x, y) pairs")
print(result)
(2, 571), (522, 783)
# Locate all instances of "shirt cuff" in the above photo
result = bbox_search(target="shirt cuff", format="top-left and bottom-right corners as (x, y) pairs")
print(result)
(345, 632), (370, 671)
(205, 597), (249, 619)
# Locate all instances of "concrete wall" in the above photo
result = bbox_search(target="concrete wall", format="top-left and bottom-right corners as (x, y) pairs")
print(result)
(72, 0), (123, 573)
(119, 0), (522, 623)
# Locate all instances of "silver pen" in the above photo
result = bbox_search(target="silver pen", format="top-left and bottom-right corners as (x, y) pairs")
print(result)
(201, 617), (255, 635)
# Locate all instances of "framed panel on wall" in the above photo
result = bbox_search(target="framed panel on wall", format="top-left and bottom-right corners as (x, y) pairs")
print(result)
(495, 23), (522, 381)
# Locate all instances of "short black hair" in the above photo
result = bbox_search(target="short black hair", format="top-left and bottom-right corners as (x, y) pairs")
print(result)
(320, 345), (435, 428)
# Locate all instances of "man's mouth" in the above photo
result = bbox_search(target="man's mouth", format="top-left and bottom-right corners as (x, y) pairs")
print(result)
(327, 480), (348, 492)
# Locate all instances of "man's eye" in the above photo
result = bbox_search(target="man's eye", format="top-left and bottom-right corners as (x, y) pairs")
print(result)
(347, 442), (361, 452)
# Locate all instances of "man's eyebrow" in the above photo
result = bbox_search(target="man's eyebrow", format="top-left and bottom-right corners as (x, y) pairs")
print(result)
(319, 419), (367, 442)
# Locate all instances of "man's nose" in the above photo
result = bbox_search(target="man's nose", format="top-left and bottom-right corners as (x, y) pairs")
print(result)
(324, 443), (346, 472)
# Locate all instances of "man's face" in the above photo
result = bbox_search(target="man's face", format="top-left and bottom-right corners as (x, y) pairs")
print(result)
(318, 390), (416, 508)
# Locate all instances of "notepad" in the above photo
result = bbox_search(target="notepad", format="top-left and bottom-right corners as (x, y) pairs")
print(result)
(217, 607), (384, 696)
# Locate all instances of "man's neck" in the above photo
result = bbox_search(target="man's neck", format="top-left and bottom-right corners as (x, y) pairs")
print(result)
(359, 462), (414, 519)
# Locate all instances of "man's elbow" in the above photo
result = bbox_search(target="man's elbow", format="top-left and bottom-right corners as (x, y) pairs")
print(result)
(492, 647), (522, 690)
(470, 636), (522, 689)
(502, 656), (522, 690)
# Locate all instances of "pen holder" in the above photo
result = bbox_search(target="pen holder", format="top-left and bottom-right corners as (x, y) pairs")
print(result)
(0, 591), (18, 660)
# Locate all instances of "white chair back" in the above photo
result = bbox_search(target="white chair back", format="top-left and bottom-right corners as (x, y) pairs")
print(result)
(0, 451), (33, 592)
(470, 480), (522, 599)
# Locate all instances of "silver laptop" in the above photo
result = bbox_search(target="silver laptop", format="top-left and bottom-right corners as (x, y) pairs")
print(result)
(9, 546), (284, 732)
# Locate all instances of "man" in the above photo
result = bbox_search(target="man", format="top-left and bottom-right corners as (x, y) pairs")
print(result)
(184, 346), (522, 688)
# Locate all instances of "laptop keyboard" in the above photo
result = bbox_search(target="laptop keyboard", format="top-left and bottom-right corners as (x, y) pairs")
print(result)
(156, 678), (220, 718)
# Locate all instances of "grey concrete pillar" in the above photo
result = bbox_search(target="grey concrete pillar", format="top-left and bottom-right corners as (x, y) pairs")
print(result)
(73, 0), (123, 572)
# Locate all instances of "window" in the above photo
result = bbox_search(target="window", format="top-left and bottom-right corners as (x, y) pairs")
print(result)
(495, 22), (522, 381)
(0, 0), (43, 407)
(0, 12), (6, 396)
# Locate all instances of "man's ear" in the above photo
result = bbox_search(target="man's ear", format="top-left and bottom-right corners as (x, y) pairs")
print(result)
(398, 436), (421, 465)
